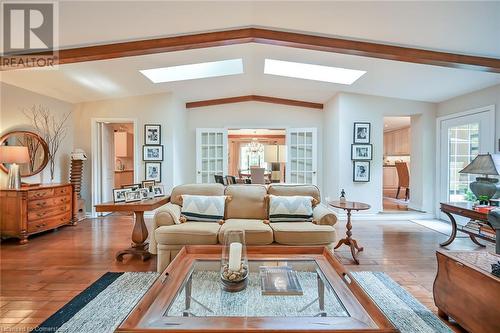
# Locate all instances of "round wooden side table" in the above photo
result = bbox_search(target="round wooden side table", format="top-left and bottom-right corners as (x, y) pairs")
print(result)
(329, 200), (371, 264)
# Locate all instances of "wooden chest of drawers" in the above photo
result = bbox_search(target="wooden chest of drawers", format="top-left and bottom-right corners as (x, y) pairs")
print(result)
(0, 184), (74, 244)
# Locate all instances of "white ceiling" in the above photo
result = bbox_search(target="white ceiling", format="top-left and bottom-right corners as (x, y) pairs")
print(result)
(2, 43), (500, 104)
(228, 129), (286, 136)
(384, 117), (411, 132)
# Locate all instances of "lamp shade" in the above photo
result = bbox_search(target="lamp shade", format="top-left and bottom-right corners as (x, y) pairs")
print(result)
(0, 146), (30, 164)
(264, 145), (287, 163)
(459, 153), (500, 176)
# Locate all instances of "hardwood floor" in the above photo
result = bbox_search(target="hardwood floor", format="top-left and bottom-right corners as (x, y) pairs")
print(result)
(0, 215), (491, 332)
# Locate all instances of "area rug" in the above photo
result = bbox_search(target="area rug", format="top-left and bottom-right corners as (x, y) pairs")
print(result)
(411, 219), (467, 237)
(33, 271), (452, 333)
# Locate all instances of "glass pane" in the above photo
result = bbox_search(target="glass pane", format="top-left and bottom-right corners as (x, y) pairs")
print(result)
(298, 147), (305, 159)
(165, 260), (348, 318)
(448, 123), (479, 202)
(298, 132), (305, 145)
(290, 146), (297, 159)
(209, 133), (215, 145)
(305, 147), (312, 158)
(202, 173), (209, 183)
(306, 132), (313, 145)
(202, 146), (208, 158)
(202, 160), (208, 171)
(209, 160), (216, 171)
(202, 133), (208, 145)
(217, 146), (223, 158)
(216, 159), (223, 172)
(305, 160), (313, 172)
(217, 133), (223, 145)
(305, 173), (313, 184)
(291, 133), (298, 145)
(291, 160), (297, 171)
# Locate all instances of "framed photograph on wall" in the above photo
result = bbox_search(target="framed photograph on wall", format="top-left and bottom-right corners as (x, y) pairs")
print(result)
(145, 162), (161, 182)
(353, 122), (371, 143)
(351, 144), (372, 160)
(144, 124), (161, 145)
(113, 188), (130, 203)
(143, 145), (163, 161)
(353, 161), (370, 182)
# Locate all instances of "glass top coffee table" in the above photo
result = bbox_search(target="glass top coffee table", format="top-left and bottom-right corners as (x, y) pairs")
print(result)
(117, 246), (397, 332)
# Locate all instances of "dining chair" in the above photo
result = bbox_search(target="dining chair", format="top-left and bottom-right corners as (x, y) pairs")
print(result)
(225, 175), (236, 185)
(395, 162), (410, 200)
(250, 167), (266, 185)
(214, 174), (226, 185)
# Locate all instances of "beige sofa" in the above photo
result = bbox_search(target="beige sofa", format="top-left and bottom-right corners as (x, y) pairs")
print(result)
(151, 183), (337, 272)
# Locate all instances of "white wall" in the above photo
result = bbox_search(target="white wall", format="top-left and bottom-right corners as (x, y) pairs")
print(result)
(323, 92), (436, 213)
(0, 83), (74, 186)
(185, 101), (325, 188)
(437, 84), (500, 141)
(73, 92), (187, 211)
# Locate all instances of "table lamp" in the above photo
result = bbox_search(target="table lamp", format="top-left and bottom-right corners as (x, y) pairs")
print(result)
(0, 146), (30, 189)
(264, 145), (287, 183)
(459, 153), (500, 201)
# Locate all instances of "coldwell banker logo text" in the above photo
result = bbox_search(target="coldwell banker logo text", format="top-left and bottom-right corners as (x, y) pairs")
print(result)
(2, 1), (58, 69)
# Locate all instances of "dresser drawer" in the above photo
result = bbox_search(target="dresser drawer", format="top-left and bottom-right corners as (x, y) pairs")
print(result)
(28, 188), (55, 200)
(27, 211), (71, 233)
(53, 186), (71, 196)
(28, 195), (71, 210)
(28, 203), (71, 221)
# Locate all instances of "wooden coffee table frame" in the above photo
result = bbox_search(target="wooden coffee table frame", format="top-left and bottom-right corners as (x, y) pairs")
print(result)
(117, 246), (397, 333)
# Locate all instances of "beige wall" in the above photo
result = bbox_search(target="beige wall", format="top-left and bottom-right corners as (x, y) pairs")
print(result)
(437, 84), (500, 139)
(73, 92), (188, 211)
(323, 92), (436, 213)
(0, 83), (75, 186)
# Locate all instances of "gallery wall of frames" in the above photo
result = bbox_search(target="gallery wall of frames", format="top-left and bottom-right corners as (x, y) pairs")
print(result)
(112, 124), (165, 202)
(351, 122), (372, 182)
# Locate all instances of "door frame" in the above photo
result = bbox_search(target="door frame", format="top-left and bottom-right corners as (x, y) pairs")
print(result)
(91, 117), (140, 216)
(435, 105), (495, 217)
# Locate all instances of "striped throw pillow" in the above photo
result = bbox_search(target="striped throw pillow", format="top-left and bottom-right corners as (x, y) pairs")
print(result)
(181, 195), (226, 222)
(269, 195), (314, 222)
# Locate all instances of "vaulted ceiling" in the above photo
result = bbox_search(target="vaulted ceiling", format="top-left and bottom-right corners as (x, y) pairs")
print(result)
(1, 1), (499, 105)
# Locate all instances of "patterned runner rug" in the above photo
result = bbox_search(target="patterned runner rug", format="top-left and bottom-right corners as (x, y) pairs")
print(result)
(33, 271), (452, 333)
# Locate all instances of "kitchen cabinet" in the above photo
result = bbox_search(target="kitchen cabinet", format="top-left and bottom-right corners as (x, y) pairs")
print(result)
(115, 132), (134, 158)
(114, 170), (134, 188)
(383, 166), (398, 189)
(384, 127), (410, 156)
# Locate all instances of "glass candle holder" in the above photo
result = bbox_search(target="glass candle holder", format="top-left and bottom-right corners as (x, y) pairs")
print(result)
(220, 230), (249, 292)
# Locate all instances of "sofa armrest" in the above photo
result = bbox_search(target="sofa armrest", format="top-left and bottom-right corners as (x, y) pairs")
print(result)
(313, 204), (338, 226)
(154, 202), (181, 227)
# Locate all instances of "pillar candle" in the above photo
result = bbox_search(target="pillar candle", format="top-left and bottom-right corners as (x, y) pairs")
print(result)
(228, 242), (242, 271)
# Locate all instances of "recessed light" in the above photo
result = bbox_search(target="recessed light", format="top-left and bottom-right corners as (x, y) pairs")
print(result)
(140, 58), (243, 83)
(264, 59), (366, 85)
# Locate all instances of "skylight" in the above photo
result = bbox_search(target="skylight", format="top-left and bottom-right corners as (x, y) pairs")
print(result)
(140, 58), (243, 83)
(264, 59), (366, 85)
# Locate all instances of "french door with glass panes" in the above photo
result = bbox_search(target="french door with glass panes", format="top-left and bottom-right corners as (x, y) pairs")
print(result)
(286, 128), (317, 185)
(439, 108), (495, 210)
(196, 128), (228, 183)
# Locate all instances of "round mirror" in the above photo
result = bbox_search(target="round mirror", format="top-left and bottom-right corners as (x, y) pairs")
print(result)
(0, 131), (49, 177)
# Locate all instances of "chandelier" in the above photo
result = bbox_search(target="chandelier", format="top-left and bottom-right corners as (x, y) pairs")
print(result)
(247, 138), (264, 153)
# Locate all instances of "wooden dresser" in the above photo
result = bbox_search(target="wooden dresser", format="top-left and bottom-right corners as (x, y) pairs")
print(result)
(0, 183), (74, 244)
(434, 250), (500, 333)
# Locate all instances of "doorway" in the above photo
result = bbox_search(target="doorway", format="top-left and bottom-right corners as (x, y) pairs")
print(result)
(437, 106), (495, 219)
(383, 117), (412, 212)
(91, 118), (138, 216)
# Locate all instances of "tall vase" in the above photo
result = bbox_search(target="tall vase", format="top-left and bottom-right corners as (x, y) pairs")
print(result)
(220, 230), (248, 292)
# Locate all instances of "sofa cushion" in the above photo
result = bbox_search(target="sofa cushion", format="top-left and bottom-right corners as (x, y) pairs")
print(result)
(224, 185), (268, 220)
(268, 184), (321, 204)
(270, 222), (336, 245)
(171, 183), (225, 206)
(269, 195), (314, 222)
(155, 222), (221, 245)
(181, 195), (226, 222)
(219, 219), (273, 245)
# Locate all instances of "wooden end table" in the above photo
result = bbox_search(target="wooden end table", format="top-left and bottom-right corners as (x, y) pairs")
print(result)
(329, 200), (370, 264)
(439, 202), (494, 247)
(95, 196), (169, 261)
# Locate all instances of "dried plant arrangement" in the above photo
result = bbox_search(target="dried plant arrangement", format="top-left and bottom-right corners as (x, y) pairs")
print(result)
(23, 104), (71, 181)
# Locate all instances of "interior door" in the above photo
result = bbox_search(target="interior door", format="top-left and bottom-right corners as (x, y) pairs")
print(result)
(196, 128), (228, 183)
(286, 128), (317, 185)
(439, 110), (494, 219)
(100, 123), (115, 203)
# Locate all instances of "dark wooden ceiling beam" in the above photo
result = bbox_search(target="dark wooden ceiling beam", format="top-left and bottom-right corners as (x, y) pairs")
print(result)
(185, 95), (323, 110)
(2, 27), (500, 73)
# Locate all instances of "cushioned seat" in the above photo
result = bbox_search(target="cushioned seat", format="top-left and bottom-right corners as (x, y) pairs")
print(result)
(155, 222), (221, 245)
(270, 222), (336, 245)
(219, 219), (273, 245)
